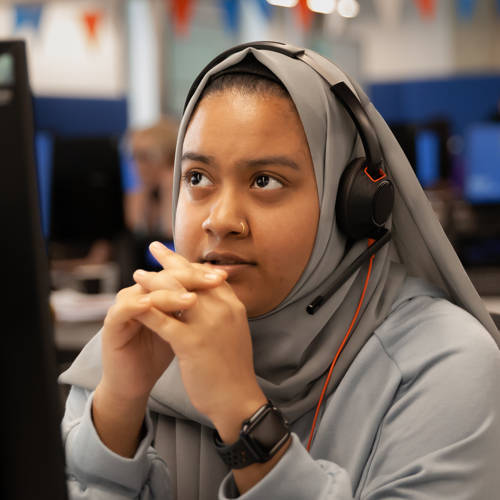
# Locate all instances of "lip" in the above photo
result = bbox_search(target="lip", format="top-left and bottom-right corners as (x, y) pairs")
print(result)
(201, 251), (256, 266)
(200, 251), (256, 277)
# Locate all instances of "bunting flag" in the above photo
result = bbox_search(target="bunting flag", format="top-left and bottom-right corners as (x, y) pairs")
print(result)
(296, 0), (314, 31)
(82, 10), (103, 45)
(456, 0), (476, 19)
(373, 0), (403, 26)
(220, 0), (240, 34)
(170, 0), (195, 36)
(256, 0), (273, 20)
(14, 4), (44, 33)
(413, 0), (435, 19)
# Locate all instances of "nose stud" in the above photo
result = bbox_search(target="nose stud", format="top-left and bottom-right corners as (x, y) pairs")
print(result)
(238, 221), (249, 237)
(201, 218), (249, 237)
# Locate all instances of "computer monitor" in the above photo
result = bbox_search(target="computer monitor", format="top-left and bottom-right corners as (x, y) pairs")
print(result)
(463, 124), (500, 204)
(390, 119), (450, 189)
(0, 40), (68, 499)
(49, 135), (125, 245)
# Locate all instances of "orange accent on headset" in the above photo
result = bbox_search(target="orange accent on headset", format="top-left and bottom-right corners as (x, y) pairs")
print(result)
(306, 246), (376, 452)
(364, 167), (387, 183)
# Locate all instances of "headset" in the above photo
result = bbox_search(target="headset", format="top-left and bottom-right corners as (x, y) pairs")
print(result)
(184, 41), (394, 315)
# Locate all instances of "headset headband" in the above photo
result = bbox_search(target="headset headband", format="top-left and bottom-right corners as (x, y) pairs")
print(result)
(183, 41), (383, 176)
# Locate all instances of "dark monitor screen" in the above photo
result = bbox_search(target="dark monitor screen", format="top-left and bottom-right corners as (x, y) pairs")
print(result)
(50, 135), (124, 245)
(0, 40), (68, 499)
(390, 120), (450, 189)
(463, 124), (500, 204)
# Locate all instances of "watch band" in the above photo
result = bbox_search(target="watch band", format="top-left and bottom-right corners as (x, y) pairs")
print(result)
(213, 401), (290, 469)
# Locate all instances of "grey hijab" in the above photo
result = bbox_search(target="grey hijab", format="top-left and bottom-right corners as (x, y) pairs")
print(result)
(60, 46), (499, 500)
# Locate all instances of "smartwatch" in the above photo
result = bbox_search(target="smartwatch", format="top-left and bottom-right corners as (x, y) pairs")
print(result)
(213, 401), (290, 469)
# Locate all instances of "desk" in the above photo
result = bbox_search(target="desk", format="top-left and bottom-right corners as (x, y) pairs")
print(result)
(51, 289), (112, 366)
(55, 320), (101, 352)
(482, 297), (500, 315)
(55, 320), (101, 367)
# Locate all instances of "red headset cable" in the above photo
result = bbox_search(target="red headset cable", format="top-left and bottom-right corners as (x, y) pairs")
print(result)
(306, 242), (376, 452)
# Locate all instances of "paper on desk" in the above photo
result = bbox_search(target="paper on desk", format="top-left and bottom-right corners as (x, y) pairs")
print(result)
(483, 297), (500, 315)
(51, 289), (115, 322)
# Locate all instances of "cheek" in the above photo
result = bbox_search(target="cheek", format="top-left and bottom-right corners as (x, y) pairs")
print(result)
(253, 200), (318, 280)
(174, 193), (203, 260)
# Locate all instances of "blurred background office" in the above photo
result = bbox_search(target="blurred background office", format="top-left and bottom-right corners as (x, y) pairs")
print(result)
(1, 0), (499, 365)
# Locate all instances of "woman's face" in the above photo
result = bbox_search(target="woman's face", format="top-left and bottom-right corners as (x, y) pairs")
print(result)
(175, 91), (320, 317)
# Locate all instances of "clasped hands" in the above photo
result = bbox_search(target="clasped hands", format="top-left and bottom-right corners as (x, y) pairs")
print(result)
(98, 241), (266, 443)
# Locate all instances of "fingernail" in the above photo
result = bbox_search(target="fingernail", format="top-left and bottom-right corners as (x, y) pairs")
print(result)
(150, 241), (164, 252)
(134, 269), (147, 278)
(138, 296), (151, 305)
(204, 273), (220, 281)
(180, 292), (195, 301)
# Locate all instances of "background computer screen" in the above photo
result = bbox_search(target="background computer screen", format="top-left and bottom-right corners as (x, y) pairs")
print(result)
(390, 119), (450, 189)
(463, 124), (500, 204)
(50, 135), (124, 245)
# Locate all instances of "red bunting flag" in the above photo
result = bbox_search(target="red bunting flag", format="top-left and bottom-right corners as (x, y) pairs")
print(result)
(413, 0), (436, 19)
(82, 10), (103, 44)
(169, 0), (195, 36)
(296, 0), (313, 31)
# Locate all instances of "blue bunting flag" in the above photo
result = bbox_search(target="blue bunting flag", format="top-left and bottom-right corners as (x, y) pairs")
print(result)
(220, 0), (240, 34)
(14, 4), (43, 32)
(456, 0), (476, 20)
(255, 0), (273, 20)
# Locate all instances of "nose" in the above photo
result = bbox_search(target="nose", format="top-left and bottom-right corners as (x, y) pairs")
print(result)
(201, 187), (249, 240)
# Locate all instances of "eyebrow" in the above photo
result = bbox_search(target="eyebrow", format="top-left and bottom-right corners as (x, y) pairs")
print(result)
(181, 151), (300, 171)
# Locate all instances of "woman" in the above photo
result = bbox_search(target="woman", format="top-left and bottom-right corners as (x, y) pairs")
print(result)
(60, 43), (500, 499)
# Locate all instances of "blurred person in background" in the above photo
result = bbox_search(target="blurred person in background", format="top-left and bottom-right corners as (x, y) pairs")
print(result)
(124, 117), (179, 242)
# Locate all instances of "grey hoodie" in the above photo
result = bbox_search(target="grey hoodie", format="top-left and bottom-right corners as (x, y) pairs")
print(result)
(61, 277), (500, 499)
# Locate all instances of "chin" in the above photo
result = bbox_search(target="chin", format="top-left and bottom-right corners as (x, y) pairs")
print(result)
(241, 297), (275, 319)
(225, 284), (254, 317)
(227, 281), (282, 318)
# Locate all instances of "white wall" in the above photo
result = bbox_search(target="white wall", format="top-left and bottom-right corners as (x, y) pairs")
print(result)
(349, 1), (455, 81)
(351, 3), (454, 81)
(451, 0), (500, 74)
(0, 0), (126, 98)
(331, 0), (500, 82)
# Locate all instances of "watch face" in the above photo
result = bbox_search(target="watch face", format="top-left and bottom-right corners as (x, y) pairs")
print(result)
(213, 404), (290, 469)
(247, 408), (289, 455)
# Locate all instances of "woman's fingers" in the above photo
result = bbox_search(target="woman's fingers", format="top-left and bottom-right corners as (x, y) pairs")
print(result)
(133, 265), (226, 293)
(149, 241), (191, 270)
(147, 288), (197, 313)
(135, 307), (183, 345)
(149, 241), (227, 283)
(104, 283), (194, 324)
(104, 286), (153, 329)
(133, 268), (185, 294)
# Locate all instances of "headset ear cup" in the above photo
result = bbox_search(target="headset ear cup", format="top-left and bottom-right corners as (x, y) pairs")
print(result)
(336, 158), (365, 239)
(336, 159), (394, 240)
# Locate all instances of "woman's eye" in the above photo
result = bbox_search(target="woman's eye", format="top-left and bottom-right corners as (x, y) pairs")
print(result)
(252, 175), (283, 190)
(186, 171), (212, 187)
